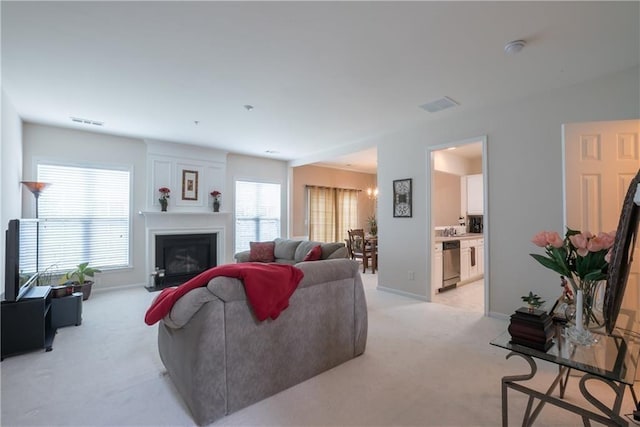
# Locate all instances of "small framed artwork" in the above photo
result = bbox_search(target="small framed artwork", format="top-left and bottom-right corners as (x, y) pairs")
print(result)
(181, 169), (199, 201)
(393, 178), (412, 218)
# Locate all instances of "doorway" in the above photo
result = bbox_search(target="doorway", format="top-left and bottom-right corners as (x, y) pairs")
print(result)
(427, 136), (488, 314)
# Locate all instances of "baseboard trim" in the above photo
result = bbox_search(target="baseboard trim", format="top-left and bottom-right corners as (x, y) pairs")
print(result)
(376, 285), (428, 301)
(488, 311), (510, 321)
(93, 282), (147, 294)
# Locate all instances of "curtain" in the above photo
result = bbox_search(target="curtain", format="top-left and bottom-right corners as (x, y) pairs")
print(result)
(308, 186), (359, 242)
(336, 188), (359, 241)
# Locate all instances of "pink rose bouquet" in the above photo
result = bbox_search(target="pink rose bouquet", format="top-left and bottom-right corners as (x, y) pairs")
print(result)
(530, 228), (615, 286)
(531, 228), (615, 328)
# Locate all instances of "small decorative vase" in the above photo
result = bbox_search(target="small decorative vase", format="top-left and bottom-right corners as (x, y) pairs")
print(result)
(213, 200), (220, 212)
(160, 199), (168, 212)
(564, 281), (605, 346)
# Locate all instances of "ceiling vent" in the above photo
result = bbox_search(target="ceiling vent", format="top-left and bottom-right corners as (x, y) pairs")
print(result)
(419, 96), (459, 113)
(70, 116), (104, 126)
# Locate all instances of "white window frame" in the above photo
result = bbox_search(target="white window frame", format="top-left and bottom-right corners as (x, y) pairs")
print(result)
(234, 178), (282, 253)
(34, 158), (134, 273)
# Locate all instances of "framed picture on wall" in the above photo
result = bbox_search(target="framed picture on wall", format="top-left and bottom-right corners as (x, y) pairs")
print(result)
(393, 178), (412, 218)
(181, 169), (199, 201)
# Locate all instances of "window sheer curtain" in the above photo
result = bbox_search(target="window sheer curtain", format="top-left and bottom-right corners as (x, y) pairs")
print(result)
(308, 186), (359, 242)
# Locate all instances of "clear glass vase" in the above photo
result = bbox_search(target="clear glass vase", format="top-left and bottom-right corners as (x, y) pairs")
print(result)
(564, 280), (605, 346)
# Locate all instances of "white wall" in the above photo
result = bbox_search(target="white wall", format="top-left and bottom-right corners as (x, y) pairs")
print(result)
(433, 150), (472, 176)
(375, 66), (640, 316)
(18, 126), (292, 288)
(1, 90), (24, 290)
(22, 124), (148, 289)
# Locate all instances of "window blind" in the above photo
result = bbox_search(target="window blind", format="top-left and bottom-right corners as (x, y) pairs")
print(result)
(36, 163), (131, 272)
(235, 180), (281, 253)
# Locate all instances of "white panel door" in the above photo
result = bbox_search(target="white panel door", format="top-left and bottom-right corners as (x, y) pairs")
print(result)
(564, 119), (640, 327)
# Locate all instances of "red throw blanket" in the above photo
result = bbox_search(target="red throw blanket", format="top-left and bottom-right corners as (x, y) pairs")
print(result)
(144, 263), (304, 325)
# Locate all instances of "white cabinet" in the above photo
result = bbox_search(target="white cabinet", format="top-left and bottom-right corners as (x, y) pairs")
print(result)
(466, 174), (484, 215)
(432, 243), (443, 293)
(469, 245), (479, 278)
(460, 238), (484, 282)
(460, 240), (471, 281)
(477, 238), (484, 275)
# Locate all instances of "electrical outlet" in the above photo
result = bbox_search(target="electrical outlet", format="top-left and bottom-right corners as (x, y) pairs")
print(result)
(408, 271), (415, 280)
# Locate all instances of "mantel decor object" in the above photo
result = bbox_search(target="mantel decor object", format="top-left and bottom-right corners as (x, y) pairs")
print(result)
(210, 190), (222, 212)
(182, 170), (198, 201)
(158, 187), (170, 212)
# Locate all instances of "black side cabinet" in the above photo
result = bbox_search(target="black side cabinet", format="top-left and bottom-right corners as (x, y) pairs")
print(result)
(1, 285), (55, 360)
(51, 292), (83, 328)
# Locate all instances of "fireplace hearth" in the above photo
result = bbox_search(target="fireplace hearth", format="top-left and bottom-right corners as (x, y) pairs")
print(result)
(149, 233), (217, 290)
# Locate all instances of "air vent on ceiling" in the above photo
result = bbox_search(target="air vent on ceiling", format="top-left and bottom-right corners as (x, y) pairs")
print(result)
(419, 96), (459, 113)
(70, 116), (104, 126)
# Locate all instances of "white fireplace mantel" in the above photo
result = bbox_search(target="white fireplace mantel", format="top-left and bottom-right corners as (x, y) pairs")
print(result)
(140, 211), (231, 285)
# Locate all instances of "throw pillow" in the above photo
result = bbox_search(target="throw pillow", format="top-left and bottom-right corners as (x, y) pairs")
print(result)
(249, 241), (276, 263)
(303, 244), (323, 261)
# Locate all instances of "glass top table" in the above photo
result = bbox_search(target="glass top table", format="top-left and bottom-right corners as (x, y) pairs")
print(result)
(491, 328), (640, 385)
(491, 328), (640, 426)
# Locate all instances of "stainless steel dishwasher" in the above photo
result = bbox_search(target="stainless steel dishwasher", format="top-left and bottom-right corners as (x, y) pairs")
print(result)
(440, 240), (460, 292)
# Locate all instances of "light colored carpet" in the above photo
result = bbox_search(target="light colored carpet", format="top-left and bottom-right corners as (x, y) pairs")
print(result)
(1, 273), (638, 426)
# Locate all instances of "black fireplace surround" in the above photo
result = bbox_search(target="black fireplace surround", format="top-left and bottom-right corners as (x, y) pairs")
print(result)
(155, 233), (217, 287)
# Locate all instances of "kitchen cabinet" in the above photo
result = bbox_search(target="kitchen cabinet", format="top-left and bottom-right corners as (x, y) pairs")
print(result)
(466, 174), (484, 215)
(460, 240), (471, 281)
(460, 238), (484, 282)
(432, 242), (443, 293)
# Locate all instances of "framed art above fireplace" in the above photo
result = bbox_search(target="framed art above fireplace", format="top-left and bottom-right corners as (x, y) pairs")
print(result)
(181, 169), (199, 201)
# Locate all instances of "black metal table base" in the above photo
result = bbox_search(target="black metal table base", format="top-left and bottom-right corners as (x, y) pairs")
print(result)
(502, 352), (632, 426)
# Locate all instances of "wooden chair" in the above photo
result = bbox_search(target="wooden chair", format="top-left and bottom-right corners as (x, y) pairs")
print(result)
(345, 238), (355, 260)
(348, 229), (376, 273)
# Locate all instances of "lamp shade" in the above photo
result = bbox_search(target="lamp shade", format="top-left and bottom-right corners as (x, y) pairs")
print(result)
(21, 181), (50, 197)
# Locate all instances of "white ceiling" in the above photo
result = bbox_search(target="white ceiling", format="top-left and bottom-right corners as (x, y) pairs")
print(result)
(2, 2), (638, 173)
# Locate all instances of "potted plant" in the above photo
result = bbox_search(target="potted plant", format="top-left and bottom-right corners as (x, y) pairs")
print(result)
(158, 187), (170, 212)
(60, 262), (101, 301)
(367, 215), (377, 237)
(521, 291), (545, 313)
(210, 190), (222, 212)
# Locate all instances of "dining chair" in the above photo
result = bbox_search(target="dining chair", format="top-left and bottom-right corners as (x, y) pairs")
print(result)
(348, 229), (376, 273)
(345, 238), (355, 260)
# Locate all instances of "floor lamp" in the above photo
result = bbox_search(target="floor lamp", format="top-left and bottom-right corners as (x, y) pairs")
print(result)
(21, 181), (50, 272)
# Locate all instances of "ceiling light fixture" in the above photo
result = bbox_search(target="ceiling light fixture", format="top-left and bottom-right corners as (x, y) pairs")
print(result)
(504, 39), (526, 55)
(366, 187), (379, 200)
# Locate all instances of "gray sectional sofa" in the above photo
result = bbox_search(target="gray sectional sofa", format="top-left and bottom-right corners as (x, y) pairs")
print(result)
(234, 237), (349, 264)
(157, 258), (367, 426)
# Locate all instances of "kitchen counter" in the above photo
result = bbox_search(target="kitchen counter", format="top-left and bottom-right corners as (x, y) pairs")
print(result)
(434, 233), (483, 243)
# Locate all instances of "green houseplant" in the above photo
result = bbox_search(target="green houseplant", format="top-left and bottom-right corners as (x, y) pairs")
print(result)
(61, 262), (101, 301)
(367, 215), (377, 237)
(521, 291), (545, 312)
